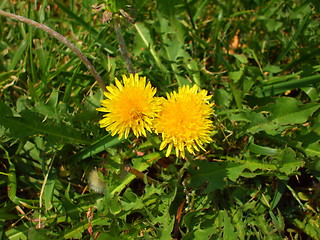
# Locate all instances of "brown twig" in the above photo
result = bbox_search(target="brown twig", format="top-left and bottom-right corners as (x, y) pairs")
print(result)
(0, 10), (105, 90)
(113, 17), (135, 74)
(172, 198), (186, 240)
(124, 165), (157, 185)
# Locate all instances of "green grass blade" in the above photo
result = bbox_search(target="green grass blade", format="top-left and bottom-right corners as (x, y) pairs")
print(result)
(54, 0), (115, 54)
(275, 11), (311, 64)
(9, 37), (28, 71)
(257, 74), (320, 97)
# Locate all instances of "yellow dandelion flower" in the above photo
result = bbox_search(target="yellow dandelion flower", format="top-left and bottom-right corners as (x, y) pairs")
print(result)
(97, 74), (162, 139)
(154, 85), (214, 159)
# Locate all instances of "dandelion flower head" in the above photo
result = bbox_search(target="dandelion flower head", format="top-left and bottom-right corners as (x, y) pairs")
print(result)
(154, 85), (214, 159)
(97, 74), (162, 139)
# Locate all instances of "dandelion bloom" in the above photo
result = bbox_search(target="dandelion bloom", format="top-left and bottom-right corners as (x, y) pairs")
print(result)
(154, 85), (214, 159)
(97, 74), (162, 139)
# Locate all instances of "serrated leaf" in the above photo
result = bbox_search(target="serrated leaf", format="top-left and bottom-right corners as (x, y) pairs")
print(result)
(224, 147), (302, 181)
(5, 224), (28, 240)
(215, 88), (232, 108)
(0, 110), (89, 145)
(246, 97), (320, 134)
(225, 162), (246, 182)
(304, 141), (320, 157)
(229, 69), (244, 82)
(0, 100), (13, 117)
(36, 89), (59, 119)
(193, 228), (214, 239)
(62, 223), (84, 240)
(275, 147), (302, 175)
(28, 228), (48, 240)
(223, 211), (237, 240)
(263, 97), (319, 125)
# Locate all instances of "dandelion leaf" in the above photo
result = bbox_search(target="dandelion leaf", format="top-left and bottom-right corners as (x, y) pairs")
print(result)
(0, 109), (88, 144)
(189, 161), (227, 193)
(244, 97), (320, 134)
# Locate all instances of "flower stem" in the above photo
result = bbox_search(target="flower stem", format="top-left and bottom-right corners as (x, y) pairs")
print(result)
(0, 10), (106, 90)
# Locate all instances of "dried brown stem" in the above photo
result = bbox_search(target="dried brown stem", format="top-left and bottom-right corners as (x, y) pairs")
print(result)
(172, 198), (186, 239)
(0, 10), (105, 90)
(124, 165), (157, 185)
(113, 17), (135, 74)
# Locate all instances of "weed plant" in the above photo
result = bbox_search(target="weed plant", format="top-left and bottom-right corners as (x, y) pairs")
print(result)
(0, 0), (320, 239)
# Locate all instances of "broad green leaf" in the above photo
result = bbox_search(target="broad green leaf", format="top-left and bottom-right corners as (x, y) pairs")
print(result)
(73, 90), (102, 121)
(193, 228), (214, 239)
(111, 152), (161, 195)
(262, 97), (319, 125)
(158, 211), (175, 240)
(134, 22), (153, 49)
(44, 167), (56, 210)
(263, 64), (282, 74)
(225, 162), (247, 182)
(275, 147), (301, 176)
(28, 228), (48, 240)
(134, 22), (165, 71)
(165, 38), (189, 62)
(189, 161), (227, 193)
(248, 142), (279, 156)
(304, 141), (320, 157)
(233, 54), (248, 64)
(71, 134), (121, 161)
(215, 88), (232, 108)
(0, 110), (89, 145)
(229, 69), (244, 82)
(223, 211), (237, 240)
(96, 232), (119, 240)
(36, 89), (59, 119)
(302, 87), (318, 101)
(5, 224), (28, 240)
(7, 158), (39, 208)
(246, 97), (320, 134)
(185, 58), (201, 86)
(0, 210), (17, 221)
(0, 100), (13, 117)
(225, 147), (302, 181)
(293, 217), (320, 239)
(270, 181), (286, 211)
(62, 223), (85, 239)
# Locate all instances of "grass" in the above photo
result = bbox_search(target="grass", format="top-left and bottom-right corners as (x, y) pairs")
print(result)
(0, 0), (320, 239)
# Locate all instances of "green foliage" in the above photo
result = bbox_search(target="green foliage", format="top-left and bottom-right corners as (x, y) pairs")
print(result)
(1, 0), (320, 239)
